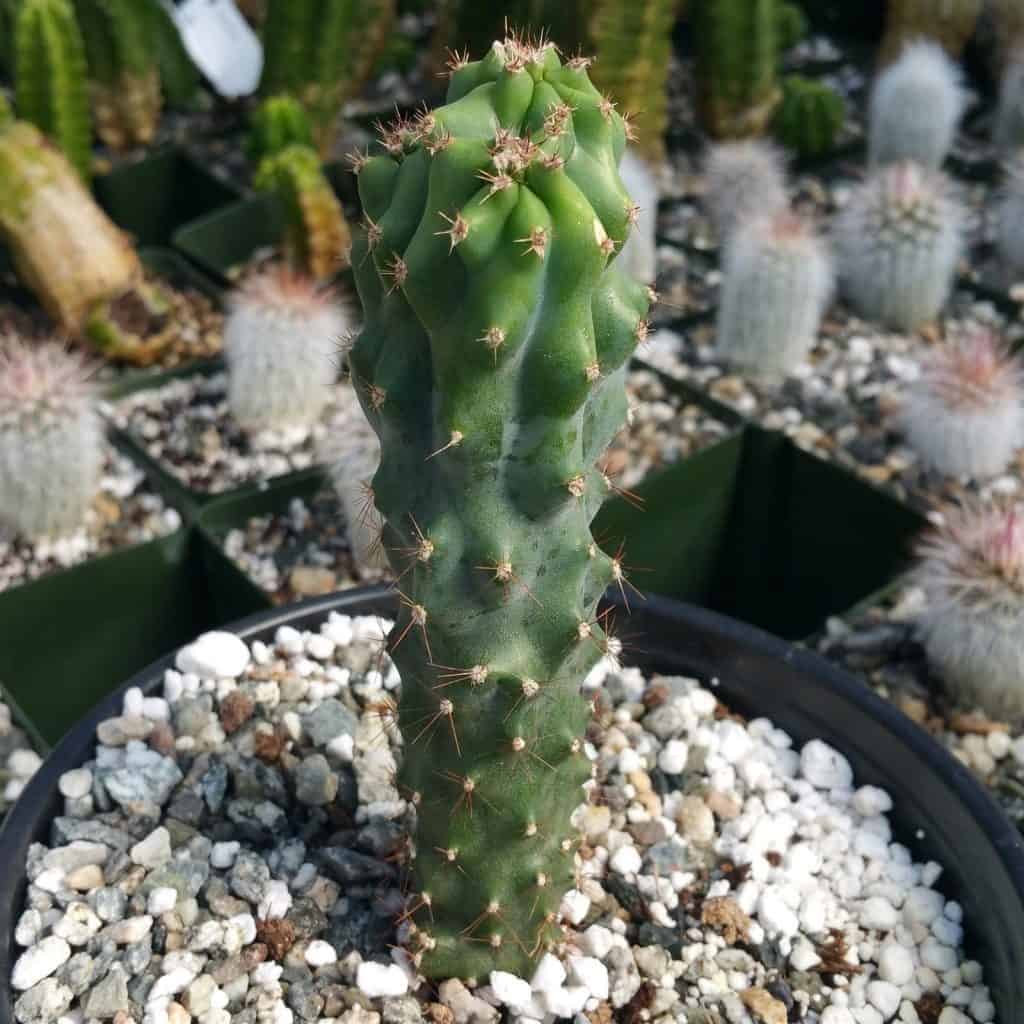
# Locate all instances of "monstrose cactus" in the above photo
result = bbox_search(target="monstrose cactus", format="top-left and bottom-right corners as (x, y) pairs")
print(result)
(348, 34), (652, 979)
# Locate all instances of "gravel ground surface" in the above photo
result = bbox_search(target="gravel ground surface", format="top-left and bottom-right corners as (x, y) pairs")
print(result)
(0, 701), (41, 822)
(0, 449), (181, 594)
(9, 615), (999, 1024)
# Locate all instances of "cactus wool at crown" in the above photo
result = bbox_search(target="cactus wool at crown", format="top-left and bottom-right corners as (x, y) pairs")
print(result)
(348, 35), (653, 979)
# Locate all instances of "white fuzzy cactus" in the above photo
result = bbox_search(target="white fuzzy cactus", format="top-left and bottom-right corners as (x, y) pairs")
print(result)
(916, 501), (1024, 717)
(702, 140), (789, 245)
(868, 41), (966, 169)
(616, 149), (658, 285)
(996, 153), (1024, 276)
(834, 162), (963, 331)
(903, 329), (1023, 478)
(0, 337), (103, 539)
(716, 211), (834, 381)
(994, 54), (1024, 153)
(224, 266), (348, 433)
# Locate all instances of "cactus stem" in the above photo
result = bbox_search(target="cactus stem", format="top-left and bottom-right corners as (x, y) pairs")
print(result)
(444, 48), (470, 77)
(516, 227), (549, 258)
(391, 593), (432, 658)
(431, 662), (490, 690)
(543, 102), (575, 137)
(438, 770), (483, 817)
(477, 169), (515, 200)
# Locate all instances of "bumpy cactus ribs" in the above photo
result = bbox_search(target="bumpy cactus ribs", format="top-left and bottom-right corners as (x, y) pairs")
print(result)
(348, 35), (652, 979)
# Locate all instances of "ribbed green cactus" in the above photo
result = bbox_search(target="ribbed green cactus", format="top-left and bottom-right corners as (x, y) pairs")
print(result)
(693, 0), (805, 139)
(72, 0), (162, 150)
(773, 75), (844, 159)
(255, 143), (351, 281)
(349, 34), (652, 979)
(260, 0), (396, 157)
(248, 95), (315, 164)
(588, 0), (676, 164)
(14, 0), (92, 180)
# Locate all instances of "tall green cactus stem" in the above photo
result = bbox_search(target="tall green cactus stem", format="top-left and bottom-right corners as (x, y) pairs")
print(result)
(693, 0), (803, 139)
(588, 0), (676, 164)
(249, 95), (315, 164)
(14, 0), (92, 180)
(255, 144), (351, 281)
(773, 76), (844, 159)
(348, 35), (652, 979)
(73, 0), (162, 150)
(260, 0), (396, 158)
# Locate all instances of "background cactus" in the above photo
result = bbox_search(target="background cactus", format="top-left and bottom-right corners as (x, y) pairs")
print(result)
(772, 75), (845, 160)
(903, 330), (1023, 479)
(916, 500), (1024, 718)
(879, 0), (982, 63)
(834, 162), (962, 331)
(348, 34), (651, 979)
(14, 0), (92, 180)
(702, 139), (789, 245)
(996, 153), (1024, 275)
(716, 211), (833, 380)
(0, 337), (104, 540)
(259, 0), (397, 158)
(868, 41), (966, 169)
(254, 143), (351, 281)
(693, 0), (805, 139)
(994, 54), (1024, 153)
(616, 150), (658, 284)
(248, 95), (315, 164)
(224, 266), (348, 433)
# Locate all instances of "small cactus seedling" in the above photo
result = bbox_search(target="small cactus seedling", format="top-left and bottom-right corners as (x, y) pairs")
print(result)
(773, 75), (845, 160)
(248, 95), (315, 163)
(14, 0), (92, 180)
(879, 0), (982, 63)
(916, 500), (1024, 718)
(903, 329), (1023, 478)
(702, 139), (789, 245)
(716, 211), (833, 380)
(868, 41), (966, 170)
(348, 33), (652, 979)
(834, 162), (963, 331)
(996, 153), (1024, 275)
(0, 337), (103, 539)
(254, 143), (351, 281)
(224, 265), (347, 433)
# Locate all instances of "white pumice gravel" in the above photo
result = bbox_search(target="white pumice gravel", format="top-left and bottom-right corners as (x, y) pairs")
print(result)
(8, 613), (999, 1023)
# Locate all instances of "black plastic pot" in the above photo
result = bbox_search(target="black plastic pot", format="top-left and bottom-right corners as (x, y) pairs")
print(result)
(1, 587), (1022, 1020)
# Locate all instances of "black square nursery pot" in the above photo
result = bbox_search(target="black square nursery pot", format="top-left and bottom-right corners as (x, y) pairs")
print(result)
(592, 424), (927, 641)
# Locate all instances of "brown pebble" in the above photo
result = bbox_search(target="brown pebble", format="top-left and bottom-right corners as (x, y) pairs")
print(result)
(254, 727), (285, 763)
(148, 722), (176, 757)
(701, 896), (751, 945)
(949, 712), (1008, 736)
(289, 566), (338, 597)
(706, 789), (742, 820)
(586, 1003), (613, 1024)
(741, 987), (787, 1024)
(427, 1003), (455, 1024)
(219, 691), (255, 735)
(256, 918), (295, 961)
(914, 992), (944, 1024)
(242, 942), (269, 969)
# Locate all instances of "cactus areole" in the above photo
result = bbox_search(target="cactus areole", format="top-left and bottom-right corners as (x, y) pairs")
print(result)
(348, 36), (652, 979)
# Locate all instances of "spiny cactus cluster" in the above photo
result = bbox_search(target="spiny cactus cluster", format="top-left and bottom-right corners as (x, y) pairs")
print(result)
(869, 41), (966, 170)
(996, 153), (1024, 275)
(879, 0), (982, 63)
(14, 0), (92, 180)
(0, 337), (103, 540)
(702, 139), (789, 245)
(348, 33), (652, 979)
(773, 75), (845, 160)
(254, 144), (351, 281)
(716, 210), (833, 381)
(994, 54), (1024, 152)
(903, 329), (1023, 478)
(224, 266), (347, 434)
(916, 500), (1024, 718)
(248, 95), (315, 164)
(834, 161), (963, 331)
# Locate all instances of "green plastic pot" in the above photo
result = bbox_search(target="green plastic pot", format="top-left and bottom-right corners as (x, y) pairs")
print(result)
(94, 145), (240, 247)
(592, 423), (926, 641)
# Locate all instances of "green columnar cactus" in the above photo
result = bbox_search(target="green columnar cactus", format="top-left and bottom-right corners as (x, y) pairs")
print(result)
(72, 0), (162, 150)
(773, 75), (845, 159)
(255, 143), (351, 281)
(588, 0), (676, 164)
(349, 34), (652, 980)
(260, 0), (396, 157)
(14, 0), (92, 180)
(693, 0), (804, 139)
(248, 95), (315, 163)
(144, 0), (200, 108)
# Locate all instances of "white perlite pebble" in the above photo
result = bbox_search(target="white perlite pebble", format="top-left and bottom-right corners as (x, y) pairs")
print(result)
(175, 631), (250, 679)
(58, 768), (93, 800)
(357, 962), (408, 998)
(657, 738), (689, 775)
(820, 1008), (856, 1024)
(131, 827), (172, 868)
(867, 980), (902, 1019)
(147, 887), (178, 915)
(560, 889), (590, 925)
(569, 957), (609, 1000)
(609, 844), (642, 876)
(304, 940), (337, 967)
(878, 941), (915, 985)
(530, 953), (566, 993)
(489, 971), (533, 1011)
(210, 841), (240, 869)
(12, 935), (71, 990)
(801, 739), (854, 789)
(258, 880), (292, 920)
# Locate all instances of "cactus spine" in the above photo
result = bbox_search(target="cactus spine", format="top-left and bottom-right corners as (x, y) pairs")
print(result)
(834, 162), (962, 331)
(348, 34), (651, 979)
(254, 144), (351, 282)
(260, 0), (396, 157)
(773, 75), (845, 160)
(702, 139), (789, 245)
(868, 41), (966, 169)
(224, 266), (347, 433)
(0, 337), (104, 540)
(716, 211), (833, 380)
(249, 95), (315, 164)
(14, 0), (92, 180)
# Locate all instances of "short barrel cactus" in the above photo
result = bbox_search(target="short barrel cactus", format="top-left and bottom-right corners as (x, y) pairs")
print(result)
(248, 95), (315, 163)
(773, 75), (844, 160)
(348, 34), (652, 979)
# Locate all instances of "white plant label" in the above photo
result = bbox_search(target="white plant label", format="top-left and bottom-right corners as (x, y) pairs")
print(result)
(165, 0), (263, 99)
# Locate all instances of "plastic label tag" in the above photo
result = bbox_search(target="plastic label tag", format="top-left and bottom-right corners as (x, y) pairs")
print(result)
(164, 0), (263, 99)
